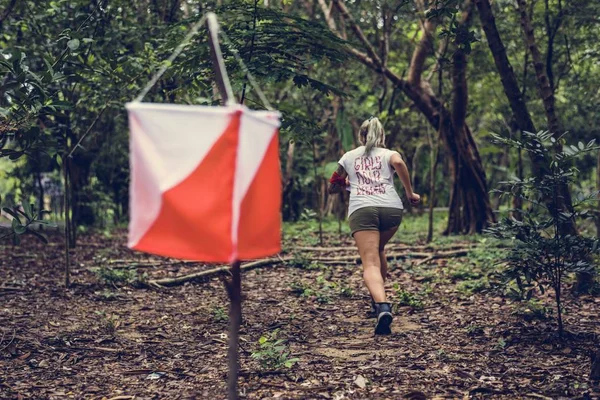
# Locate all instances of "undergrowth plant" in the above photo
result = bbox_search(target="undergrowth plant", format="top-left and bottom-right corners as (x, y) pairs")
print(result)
(486, 131), (600, 338)
(94, 267), (147, 288)
(211, 306), (228, 323)
(1, 201), (56, 244)
(393, 284), (424, 309)
(250, 329), (299, 370)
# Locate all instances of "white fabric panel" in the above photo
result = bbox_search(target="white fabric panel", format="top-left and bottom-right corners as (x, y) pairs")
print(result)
(230, 109), (280, 256)
(126, 102), (240, 247)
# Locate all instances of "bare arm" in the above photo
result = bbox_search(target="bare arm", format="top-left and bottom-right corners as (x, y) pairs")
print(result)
(390, 152), (420, 204)
(328, 164), (348, 194)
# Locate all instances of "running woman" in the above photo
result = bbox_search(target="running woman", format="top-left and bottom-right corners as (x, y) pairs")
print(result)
(328, 117), (420, 335)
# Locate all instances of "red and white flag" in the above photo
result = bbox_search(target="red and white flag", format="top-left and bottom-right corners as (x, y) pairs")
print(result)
(126, 103), (281, 263)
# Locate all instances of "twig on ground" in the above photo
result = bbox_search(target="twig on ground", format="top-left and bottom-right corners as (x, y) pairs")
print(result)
(0, 286), (22, 292)
(0, 330), (16, 352)
(148, 257), (293, 287)
(414, 250), (469, 266)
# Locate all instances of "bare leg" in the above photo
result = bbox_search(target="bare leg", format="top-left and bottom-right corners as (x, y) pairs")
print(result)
(379, 227), (399, 282)
(354, 230), (385, 302)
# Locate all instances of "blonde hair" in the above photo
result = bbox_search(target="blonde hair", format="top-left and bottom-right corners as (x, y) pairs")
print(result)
(359, 117), (385, 155)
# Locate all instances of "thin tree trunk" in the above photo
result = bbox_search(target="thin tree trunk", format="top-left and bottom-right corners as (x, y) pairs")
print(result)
(475, 0), (536, 134)
(597, 150), (600, 238)
(516, 0), (560, 136)
(63, 159), (70, 288)
(312, 141), (323, 245)
(285, 141), (295, 186)
(427, 121), (440, 243)
(512, 137), (524, 220)
(36, 162), (44, 219)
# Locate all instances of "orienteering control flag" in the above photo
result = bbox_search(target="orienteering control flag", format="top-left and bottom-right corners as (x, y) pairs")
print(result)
(126, 103), (281, 262)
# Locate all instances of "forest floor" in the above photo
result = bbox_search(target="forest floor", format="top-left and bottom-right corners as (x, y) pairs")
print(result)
(1, 214), (599, 400)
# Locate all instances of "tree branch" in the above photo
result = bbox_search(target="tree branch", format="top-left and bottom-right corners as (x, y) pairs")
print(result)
(474, 0), (536, 134)
(317, 0), (337, 31)
(451, 1), (474, 133)
(332, 0), (383, 69)
(408, 2), (437, 85)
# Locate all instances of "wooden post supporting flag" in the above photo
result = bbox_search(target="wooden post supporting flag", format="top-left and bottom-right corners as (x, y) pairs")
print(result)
(205, 14), (242, 400)
(226, 260), (242, 399)
(126, 12), (281, 400)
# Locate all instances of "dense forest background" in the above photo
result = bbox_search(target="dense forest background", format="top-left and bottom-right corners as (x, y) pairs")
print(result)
(1, 0), (599, 237)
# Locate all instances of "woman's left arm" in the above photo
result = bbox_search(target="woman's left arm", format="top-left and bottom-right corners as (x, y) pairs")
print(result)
(328, 164), (348, 194)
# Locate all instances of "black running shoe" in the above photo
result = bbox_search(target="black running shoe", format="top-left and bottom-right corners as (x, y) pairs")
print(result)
(374, 302), (393, 335)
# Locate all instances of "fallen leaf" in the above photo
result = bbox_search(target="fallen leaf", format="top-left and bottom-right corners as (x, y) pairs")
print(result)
(146, 372), (165, 380)
(354, 375), (366, 389)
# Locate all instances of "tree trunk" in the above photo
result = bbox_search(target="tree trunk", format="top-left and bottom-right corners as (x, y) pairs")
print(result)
(226, 260), (242, 400)
(596, 150), (600, 238)
(70, 154), (96, 230)
(36, 161), (44, 218)
(516, 0), (560, 136)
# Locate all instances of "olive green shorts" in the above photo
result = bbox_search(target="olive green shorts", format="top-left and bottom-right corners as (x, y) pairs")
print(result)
(348, 207), (403, 236)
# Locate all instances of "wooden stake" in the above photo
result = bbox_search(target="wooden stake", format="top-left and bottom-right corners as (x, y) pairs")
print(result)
(227, 260), (242, 400)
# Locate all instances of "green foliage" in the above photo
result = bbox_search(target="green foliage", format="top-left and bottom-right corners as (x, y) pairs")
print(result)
(393, 284), (424, 309)
(211, 306), (228, 323)
(1, 201), (56, 244)
(289, 273), (346, 303)
(93, 266), (145, 287)
(251, 329), (299, 370)
(486, 131), (600, 336)
(512, 299), (548, 322)
(288, 255), (323, 271)
(465, 324), (484, 337)
(456, 277), (489, 296)
(339, 285), (354, 298)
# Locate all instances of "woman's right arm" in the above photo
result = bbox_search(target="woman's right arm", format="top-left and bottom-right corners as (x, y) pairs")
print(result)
(328, 164), (348, 194)
(390, 153), (420, 205)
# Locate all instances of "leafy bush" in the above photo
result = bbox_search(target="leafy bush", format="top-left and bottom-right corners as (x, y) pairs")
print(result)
(93, 267), (144, 287)
(1, 201), (56, 244)
(486, 131), (600, 337)
(250, 329), (299, 370)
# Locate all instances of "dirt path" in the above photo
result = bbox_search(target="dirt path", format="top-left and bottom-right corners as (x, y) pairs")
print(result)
(1, 231), (598, 399)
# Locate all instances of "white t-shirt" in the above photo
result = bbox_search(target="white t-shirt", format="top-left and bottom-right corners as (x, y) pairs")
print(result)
(338, 146), (404, 217)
